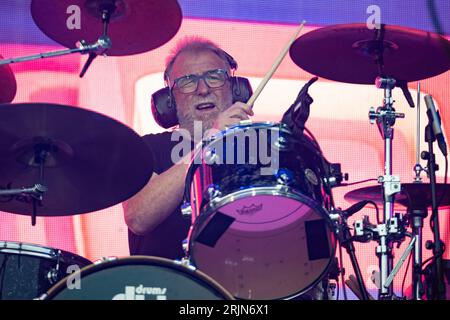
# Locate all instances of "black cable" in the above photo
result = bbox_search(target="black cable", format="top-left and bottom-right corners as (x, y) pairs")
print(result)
(338, 240), (347, 300)
(421, 242), (447, 269)
(429, 155), (447, 233)
(366, 200), (381, 225)
(304, 127), (323, 156)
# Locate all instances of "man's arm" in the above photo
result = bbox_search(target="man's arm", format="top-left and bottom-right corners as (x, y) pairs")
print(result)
(123, 102), (253, 235)
(123, 151), (192, 236)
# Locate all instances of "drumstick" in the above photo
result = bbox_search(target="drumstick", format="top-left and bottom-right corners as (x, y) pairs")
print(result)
(246, 20), (306, 107)
(345, 275), (375, 300)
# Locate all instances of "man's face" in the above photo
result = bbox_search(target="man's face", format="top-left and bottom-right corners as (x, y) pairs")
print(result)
(169, 50), (233, 136)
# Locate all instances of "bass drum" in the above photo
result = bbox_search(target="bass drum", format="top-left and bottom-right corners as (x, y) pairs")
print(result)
(185, 122), (336, 300)
(43, 256), (233, 300)
(0, 241), (92, 300)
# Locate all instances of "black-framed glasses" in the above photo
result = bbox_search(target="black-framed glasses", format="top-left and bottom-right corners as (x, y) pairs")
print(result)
(171, 69), (229, 94)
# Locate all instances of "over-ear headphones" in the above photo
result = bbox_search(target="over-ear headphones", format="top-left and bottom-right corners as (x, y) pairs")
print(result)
(151, 49), (253, 129)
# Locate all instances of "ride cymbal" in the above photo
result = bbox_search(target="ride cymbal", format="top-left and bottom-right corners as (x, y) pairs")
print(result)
(31, 0), (182, 56)
(0, 103), (153, 216)
(290, 23), (450, 84)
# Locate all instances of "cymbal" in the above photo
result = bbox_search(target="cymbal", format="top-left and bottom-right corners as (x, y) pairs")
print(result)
(289, 23), (450, 84)
(0, 103), (153, 216)
(31, 0), (182, 56)
(344, 183), (450, 209)
(0, 55), (17, 103)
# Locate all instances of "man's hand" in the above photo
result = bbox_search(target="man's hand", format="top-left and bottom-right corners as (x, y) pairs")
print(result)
(212, 102), (254, 131)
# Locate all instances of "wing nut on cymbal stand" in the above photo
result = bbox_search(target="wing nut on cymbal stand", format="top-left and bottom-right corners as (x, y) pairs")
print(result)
(0, 146), (50, 226)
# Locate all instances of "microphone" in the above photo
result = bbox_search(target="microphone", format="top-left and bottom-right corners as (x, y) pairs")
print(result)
(424, 95), (448, 156)
(280, 76), (318, 137)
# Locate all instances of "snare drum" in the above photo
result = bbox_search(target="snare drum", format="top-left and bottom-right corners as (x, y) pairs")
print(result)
(43, 256), (233, 300)
(0, 241), (92, 300)
(184, 122), (336, 300)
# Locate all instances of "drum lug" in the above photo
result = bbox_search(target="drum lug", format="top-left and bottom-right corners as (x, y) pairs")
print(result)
(276, 168), (294, 185)
(182, 238), (189, 255)
(180, 202), (192, 218)
(47, 268), (59, 284)
(204, 148), (221, 165)
(274, 135), (289, 150)
(47, 249), (61, 284)
(205, 184), (222, 201)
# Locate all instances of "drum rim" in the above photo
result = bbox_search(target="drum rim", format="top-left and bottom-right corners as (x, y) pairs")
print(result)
(188, 188), (337, 300)
(0, 240), (91, 265)
(196, 185), (330, 220)
(203, 121), (293, 145)
(42, 255), (235, 300)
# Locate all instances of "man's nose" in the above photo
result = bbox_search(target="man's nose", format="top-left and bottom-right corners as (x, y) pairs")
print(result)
(196, 78), (210, 95)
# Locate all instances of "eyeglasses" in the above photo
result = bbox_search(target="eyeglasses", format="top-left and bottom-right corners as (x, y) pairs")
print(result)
(171, 69), (229, 94)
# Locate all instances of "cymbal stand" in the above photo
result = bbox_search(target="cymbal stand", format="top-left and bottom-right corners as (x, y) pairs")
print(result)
(0, 2), (115, 77)
(413, 82), (425, 182)
(0, 143), (50, 226)
(368, 76), (405, 299)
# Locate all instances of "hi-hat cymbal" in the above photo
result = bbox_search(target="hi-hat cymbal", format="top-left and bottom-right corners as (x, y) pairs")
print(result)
(290, 23), (450, 84)
(344, 183), (450, 209)
(31, 0), (182, 56)
(0, 55), (17, 103)
(0, 103), (153, 216)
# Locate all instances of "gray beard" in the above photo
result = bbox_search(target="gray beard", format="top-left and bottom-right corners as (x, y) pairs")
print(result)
(176, 109), (220, 139)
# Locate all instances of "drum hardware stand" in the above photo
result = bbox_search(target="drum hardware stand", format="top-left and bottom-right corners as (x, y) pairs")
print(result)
(413, 82), (426, 182)
(0, 2), (115, 77)
(353, 211), (408, 298)
(0, 144), (51, 226)
(422, 104), (447, 300)
(406, 206), (427, 299)
(329, 207), (370, 300)
(368, 76), (405, 299)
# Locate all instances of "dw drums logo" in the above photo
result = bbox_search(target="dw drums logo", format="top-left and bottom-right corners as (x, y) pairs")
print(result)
(112, 285), (167, 300)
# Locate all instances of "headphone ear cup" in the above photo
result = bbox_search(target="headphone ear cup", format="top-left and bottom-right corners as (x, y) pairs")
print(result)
(230, 76), (253, 104)
(151, 87), (179, 129)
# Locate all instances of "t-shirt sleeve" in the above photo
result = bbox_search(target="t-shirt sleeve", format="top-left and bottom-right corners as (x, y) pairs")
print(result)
(141, 132), (175, 175)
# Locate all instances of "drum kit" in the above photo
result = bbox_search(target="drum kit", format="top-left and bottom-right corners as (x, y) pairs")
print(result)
(0, 0), (449, 300)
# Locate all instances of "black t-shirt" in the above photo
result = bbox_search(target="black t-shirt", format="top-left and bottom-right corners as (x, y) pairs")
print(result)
(128, 131), (191, 260)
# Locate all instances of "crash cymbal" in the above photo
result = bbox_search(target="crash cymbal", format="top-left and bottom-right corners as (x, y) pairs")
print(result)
(290, 23), (450, 84)
(0, 55), (17, 103)
(0, 103), (153, 216)
(344, 183), (450, 209)
(31, 0), (182, 56)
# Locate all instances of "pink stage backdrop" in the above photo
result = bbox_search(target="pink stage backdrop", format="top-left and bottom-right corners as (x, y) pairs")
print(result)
(1, 18), (449, 296)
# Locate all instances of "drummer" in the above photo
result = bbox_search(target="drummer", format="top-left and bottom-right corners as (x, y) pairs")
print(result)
(123, 37), (253, 259)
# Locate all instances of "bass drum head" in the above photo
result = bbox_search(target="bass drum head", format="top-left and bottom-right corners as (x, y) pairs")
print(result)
(44, 256), (234, 300)
(190, 191), (336, 300)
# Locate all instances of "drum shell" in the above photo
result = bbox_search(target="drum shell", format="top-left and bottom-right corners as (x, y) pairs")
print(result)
(185, 122), (336, 300)
(188, 122), (327, 221)
(43, 256), (234, 300)
(0, 241), (92, 300)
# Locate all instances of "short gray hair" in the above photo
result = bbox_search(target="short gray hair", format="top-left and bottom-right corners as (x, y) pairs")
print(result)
(164, 36), (237, 84)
